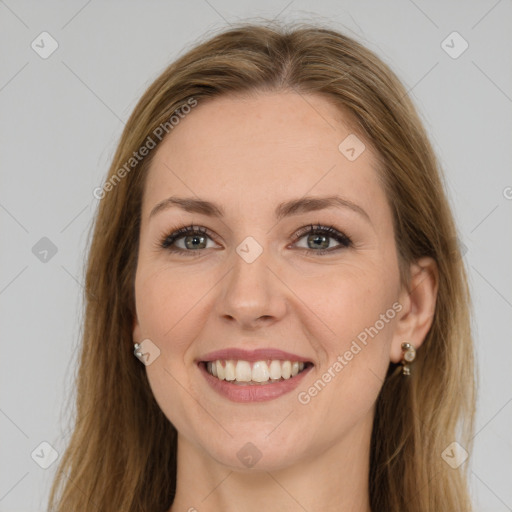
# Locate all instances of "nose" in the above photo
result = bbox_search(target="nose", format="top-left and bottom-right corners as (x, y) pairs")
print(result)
(215, 243), (288, 330)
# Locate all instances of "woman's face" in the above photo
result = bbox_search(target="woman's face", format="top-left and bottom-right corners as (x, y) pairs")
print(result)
(133, 92), (406, 471)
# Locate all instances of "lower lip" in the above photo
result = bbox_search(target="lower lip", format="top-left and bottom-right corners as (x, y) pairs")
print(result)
(198, 362), (313, 403)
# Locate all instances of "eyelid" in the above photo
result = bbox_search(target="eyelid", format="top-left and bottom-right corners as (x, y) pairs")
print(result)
(290, 224), (350, 243)
(158, 224), (218, 250)
(289, 224), (352, 255)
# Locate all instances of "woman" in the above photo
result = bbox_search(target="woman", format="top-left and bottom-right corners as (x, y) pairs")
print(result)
(48, 21), (477, 512)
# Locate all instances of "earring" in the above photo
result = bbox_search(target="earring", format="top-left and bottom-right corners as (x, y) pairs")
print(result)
(134, 342), (143, 359)
(400, 342), (416, 375)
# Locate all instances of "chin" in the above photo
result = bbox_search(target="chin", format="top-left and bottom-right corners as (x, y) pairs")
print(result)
(200, 431), (311, 473)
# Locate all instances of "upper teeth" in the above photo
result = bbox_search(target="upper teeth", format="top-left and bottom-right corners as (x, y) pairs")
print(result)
(206, 360), (306, 383)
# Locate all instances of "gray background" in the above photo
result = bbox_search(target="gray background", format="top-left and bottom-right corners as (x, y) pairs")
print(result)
(1, 1), (511, 510)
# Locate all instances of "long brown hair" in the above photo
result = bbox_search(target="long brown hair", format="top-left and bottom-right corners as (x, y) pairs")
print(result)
(48, 20), (477, 512)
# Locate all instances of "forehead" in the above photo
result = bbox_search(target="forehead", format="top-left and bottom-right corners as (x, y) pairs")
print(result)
(142, 92), (388, 224)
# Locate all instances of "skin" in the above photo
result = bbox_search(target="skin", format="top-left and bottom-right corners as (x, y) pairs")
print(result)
(132, 92), (438, 512)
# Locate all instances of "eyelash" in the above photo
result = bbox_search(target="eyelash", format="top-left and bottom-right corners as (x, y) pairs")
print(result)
(158, 223), (352, 257)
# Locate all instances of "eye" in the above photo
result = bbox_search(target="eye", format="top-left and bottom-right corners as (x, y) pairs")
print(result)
(291, 224), (352, 256)
(158, 223), (352, 257)
(159, 224), (217, 256)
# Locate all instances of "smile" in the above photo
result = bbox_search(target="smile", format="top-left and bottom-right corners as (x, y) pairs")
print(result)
(203, 359), (312, 384)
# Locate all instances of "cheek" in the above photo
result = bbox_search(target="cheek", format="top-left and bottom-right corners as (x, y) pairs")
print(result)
(134, 265), (210, 354)
(329, 284), (397, 353)
(135, 266), (212, 431)
(291, 259), (399, 350)
(292, 262), (398, 410)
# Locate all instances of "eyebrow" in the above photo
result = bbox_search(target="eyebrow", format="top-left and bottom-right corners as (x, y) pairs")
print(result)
(149, 195), (371, 223)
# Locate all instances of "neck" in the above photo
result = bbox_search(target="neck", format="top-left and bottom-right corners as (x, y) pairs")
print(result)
(169, 412), (373, 512)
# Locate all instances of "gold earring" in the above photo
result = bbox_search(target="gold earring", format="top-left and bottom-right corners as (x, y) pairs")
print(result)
(400, 342), (416, 375)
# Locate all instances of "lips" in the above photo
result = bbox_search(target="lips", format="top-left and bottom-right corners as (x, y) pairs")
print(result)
(197, 347), (313, 364)
(196, 347), (314, 402)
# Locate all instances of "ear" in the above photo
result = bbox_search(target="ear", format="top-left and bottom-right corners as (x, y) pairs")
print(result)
(390, 256), (439, 363)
